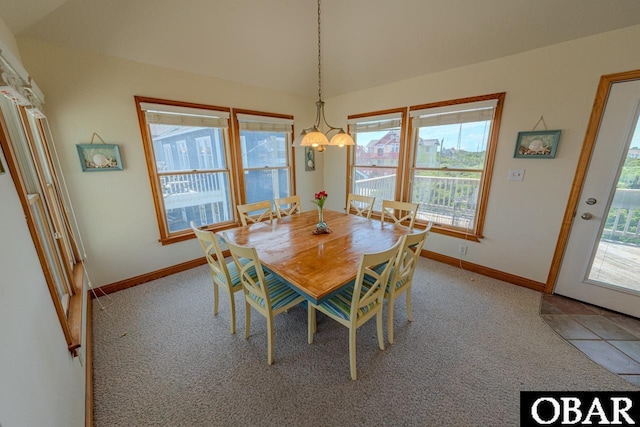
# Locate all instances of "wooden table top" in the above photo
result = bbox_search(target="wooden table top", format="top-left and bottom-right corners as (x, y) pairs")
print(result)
(218, 209), (417, 303)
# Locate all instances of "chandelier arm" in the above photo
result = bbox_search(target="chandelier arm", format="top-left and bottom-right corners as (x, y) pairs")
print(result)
(296, 0), (354, 149)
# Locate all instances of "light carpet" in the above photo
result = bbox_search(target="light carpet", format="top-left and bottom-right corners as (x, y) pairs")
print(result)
(92, 257), (637, 426)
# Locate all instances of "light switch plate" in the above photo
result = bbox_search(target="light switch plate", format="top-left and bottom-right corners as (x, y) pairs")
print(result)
(508, 169), (525, 181)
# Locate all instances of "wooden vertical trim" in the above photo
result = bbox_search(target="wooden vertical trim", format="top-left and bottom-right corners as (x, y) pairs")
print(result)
(35, 118), (82, 263)
(229, 110), (245, 207)
(473, 92), (505, 238)
(399, 107), (412, 202)
(134, 96), (172, 241)
(85, 293), (93, 427)
(545, 69), (640, 293)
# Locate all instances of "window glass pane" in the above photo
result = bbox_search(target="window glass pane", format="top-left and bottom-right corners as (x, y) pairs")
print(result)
(353, 166), (396, 211)
(415, 121), (489, 169)
(29, 195), (71, 311)
(240, 131), (288, 168)
(354, 129), (401, 167)
(244, 169), (290, 204)
(162, 172), (233, 231)
(150, 124), (226, 172)
(411, 170), (481, 229)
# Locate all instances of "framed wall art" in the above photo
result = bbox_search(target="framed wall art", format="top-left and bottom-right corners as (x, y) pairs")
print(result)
(305, 146), (316, 171)
(76, 143), (123, 171)
(514, 130), (561, 159)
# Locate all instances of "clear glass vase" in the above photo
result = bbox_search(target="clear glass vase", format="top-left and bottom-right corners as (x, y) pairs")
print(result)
(316, 206), (326, 230)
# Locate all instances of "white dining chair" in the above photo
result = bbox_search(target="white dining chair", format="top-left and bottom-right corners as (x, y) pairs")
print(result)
(307, 238), (402, 380)
(190, 221), (253, 334)
(237, 200), (273, 226)
(381, 200), (419, 229)
(225, 236), (306, 365)
(274, 195), (301, 218)
(384, 225), (431, 344)
(345, 193), (375, 219)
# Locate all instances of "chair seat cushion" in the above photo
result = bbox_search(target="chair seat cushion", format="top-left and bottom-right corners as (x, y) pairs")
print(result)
(372, 263), (408, 294)
(219, 258), (256, 287)
(249, 274), (302, 310)
(317, 281), (376, 321)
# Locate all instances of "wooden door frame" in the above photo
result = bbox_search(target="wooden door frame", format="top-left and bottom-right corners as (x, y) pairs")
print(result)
(546, 69), (640, 293)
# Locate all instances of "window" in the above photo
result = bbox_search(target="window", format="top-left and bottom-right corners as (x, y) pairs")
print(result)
(0, 94), (83, 353)
(347, 93), (505, 240)
(408, 93), (505, 239)
(135, 99), (295, 244)
(233, 110), (294, 205)
(347, 109), (407, 212)
(136, 97), (234, 243)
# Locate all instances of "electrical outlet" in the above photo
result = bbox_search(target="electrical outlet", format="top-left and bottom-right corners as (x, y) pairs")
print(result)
(458, 244), (467, 255)
(508, 169), (525, 181)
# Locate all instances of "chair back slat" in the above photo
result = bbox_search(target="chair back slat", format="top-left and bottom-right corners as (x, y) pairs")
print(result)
(224, 236), (271, 309)
(346, 193), (375, 219)
(237, 200), (273, 226)
(191, 221), (230, 286)
(351, 238), (402, 319)
(381, 200), (419, 229)
(388, 227), (430, 291)
(274, 195), (301, 218)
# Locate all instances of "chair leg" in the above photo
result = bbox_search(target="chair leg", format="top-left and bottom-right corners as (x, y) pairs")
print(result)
(406, 287), (413, 322)
(387, 299), (395, 345)
(308, 305), (315, 344)
(349, 327), (357, 381)
(212, 282), (219, 316)
(267, 316), (274, 365)
(376, 310), (385, 351)
(229, 291), (236, 335)
(244, 301), (251, 339)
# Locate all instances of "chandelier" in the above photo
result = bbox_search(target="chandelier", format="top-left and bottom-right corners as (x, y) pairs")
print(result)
(295, 0), (354, 152)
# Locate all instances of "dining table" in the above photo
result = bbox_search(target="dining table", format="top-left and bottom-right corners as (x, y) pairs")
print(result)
(218, 209), (418, 304)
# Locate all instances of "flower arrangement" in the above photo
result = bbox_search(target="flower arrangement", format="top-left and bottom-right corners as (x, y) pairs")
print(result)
(313, 190), (328, 209)
(311, 190), (331, 234)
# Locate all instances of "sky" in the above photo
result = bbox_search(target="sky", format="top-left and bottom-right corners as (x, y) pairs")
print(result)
(356, 118), (640, 152)
(356, 122), (490, 153)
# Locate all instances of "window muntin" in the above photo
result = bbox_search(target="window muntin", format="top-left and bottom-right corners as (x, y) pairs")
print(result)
(348, 110), (406, 212)
(409, 94), (504, 237)
(235, 111), (294, 205)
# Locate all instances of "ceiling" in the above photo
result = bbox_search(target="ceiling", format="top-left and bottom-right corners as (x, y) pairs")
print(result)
(2, 0), (640, 99)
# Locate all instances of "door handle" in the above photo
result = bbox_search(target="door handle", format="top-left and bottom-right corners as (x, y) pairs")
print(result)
(581, 213), (593, 220)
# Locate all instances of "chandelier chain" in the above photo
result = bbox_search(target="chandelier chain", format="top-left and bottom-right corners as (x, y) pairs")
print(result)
(317, 0), (322, 102)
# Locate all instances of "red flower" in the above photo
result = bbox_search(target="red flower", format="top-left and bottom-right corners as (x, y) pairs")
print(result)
(313, 190), (328, 208)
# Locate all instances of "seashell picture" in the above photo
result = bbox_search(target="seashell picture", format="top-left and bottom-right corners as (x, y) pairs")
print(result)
(76, 144), (123, 171)
(514, 130), (561, 159)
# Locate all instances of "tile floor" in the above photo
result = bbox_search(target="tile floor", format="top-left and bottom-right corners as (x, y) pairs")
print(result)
(541, 294), (640, 387)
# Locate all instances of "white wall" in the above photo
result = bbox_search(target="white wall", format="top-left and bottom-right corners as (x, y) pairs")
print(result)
(16, 25), (640, 288)
(0, 17), (85, 427)
(323, 24), (640, 283)
(16, 39), (322, 287)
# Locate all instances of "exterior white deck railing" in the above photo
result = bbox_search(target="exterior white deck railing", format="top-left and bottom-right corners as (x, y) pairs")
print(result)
(353, 174), (480, 228)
